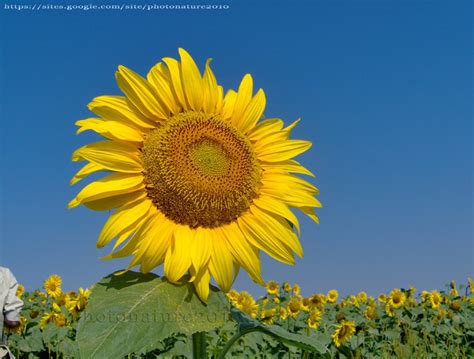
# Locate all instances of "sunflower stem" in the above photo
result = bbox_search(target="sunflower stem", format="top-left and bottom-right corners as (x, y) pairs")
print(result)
(217, 328), (258, 359)
(192, 331), (207, 359)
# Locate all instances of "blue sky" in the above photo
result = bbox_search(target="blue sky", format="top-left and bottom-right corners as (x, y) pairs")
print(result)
(1, 0), (472, 298)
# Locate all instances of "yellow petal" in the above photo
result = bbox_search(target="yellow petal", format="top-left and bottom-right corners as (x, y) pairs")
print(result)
(83, 191), (144, 211)
(299, 206), (320, 224)
(253, 195), (300, 235)
(67, 173), (143, 209)
(111, 225), (139, 251)
(260, 176), (321, 208)
(192, 266), (211, 302)
(215, 85), (224, 113)
(103, 210), (157, 262)
(238, 89), (266, 134)
(209, 234), (234, 292)
(256, 140), (312, 162)
(164, 225), (193, 283)
(261, 160), (315, 177)
(72, 141), (142, 173)
(260, 172), (320, 210)
(230, 74), (253, 126)
(139, 215), (175, 273)
(202, 58), (219, 114)
(70, 162), (104, 185)
(221, 89), (237, 120)
(282, 118), (301, 138)
(147, 63), (180, 114)
(219, 223), (264, 285)
(97, 197), (152, 248)
(88, 96), (155, 129)
(102, 218), (148, 260)
(179, 48), (204, 111)
(252, 206), (303, 258)
(263, 172), (319, 194)
(248, 118), (284, 142)
(238, 212), (295, 265)
(162, 57), (187, 110)
(116, 65), (168, 120)
(75, 118), (144, 143)
(191, 227), (212, 271)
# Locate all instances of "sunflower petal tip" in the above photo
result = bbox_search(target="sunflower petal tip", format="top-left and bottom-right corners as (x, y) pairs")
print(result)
(178, 47), (191, 57)
(113, 269), (129, 276)
(67, 199), (79, 209)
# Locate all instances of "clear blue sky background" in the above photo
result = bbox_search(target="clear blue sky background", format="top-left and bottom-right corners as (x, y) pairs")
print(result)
(1, 0), (472, 298)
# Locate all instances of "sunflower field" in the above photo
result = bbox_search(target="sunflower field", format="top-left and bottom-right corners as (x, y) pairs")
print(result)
(5, 48), (472, 359)
(6, 274), (474, 358)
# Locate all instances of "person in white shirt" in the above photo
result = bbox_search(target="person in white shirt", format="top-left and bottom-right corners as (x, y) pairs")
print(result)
(0, 267), (23, 347)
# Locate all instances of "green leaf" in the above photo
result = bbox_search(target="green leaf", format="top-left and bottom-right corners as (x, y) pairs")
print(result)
(42, 323), (60, 344)
(58, 337), (80, 358)
(76, 271), (229, 358)
(230, 309), (327, 354)
(27, 326), (45, 352)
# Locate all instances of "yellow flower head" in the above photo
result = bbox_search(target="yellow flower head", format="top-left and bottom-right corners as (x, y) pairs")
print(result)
(356, 291), (368, 303)
(378, 294), (387, 303)
(385, 303), (395, 317)
(292, 284), (301, 296)
(430, 290), (442, 309)
(421, 290), (430, 303)
(260, 308), (276, 325)
(266, 280), (279, 296)
(332, 320), (356, 347)
(66, 298), (80, 317)
(5, 316), (27, 335)
(236, 291), (258, 318)
(388, 288), (406, 309)
(450, 300), (461, 311)
(310, 294), (327, 310)
(287, 297), (301, 317)
(307, 309), (322, 329)
(44, 275), (62, 298)
(468, 277), (474, 293)
(408, 286), (416, 297)
(226, 289), (239, 305)
(40, 311), (67, 329)
(326, 289), (338, 303)
(349, 295), (359, 307)
(68, 49), (321, 302)
(282, 282), (292, 293)
(301, 297), (311, 311)
(279, 307), (288, 320)
(449, 281), (459, 297)
(16, 284), (25, 298)
(407, 297), (417, 307)
(77, 288), (91, 310)
(364, 304), (377, 320)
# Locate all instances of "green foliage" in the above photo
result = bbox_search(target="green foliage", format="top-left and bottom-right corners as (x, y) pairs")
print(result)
(224, 309), (327, 354)
(75, 271), (229, 358)
(6, 276), (474, 358)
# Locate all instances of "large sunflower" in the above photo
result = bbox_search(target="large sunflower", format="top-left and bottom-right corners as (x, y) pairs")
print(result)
(69, 48), (321, 301)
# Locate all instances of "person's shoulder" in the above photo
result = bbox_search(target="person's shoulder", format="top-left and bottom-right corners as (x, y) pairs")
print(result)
(0, 266), (13, 277)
